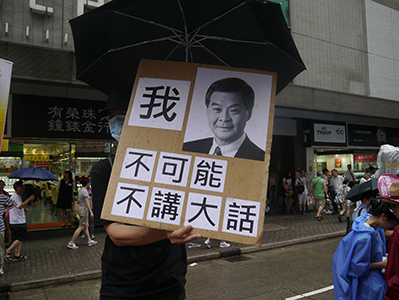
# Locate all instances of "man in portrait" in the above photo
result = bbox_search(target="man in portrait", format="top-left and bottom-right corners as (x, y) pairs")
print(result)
(183, 77), (265, 161)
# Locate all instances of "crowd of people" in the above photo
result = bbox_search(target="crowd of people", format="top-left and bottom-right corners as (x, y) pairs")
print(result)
(267, 167), (399, 298)
(0, 172), (100, 276)
(266, 165), (378, 222)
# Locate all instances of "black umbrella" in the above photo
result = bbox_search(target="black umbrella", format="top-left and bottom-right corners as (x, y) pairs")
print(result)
(346, 177), (378, 202)
(69, 0), (306, 96)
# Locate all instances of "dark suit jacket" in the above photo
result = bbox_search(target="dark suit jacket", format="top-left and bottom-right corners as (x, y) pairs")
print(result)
(182, 136), (265, 161)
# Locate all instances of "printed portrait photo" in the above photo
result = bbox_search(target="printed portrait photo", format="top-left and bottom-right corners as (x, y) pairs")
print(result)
(183, 67), (273, 162)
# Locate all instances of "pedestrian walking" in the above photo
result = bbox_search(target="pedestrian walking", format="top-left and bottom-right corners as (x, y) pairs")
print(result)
(204, 238), (230, 249)
(309, 170), (328, 221)
(57, 171), (74, 227)
(67, 178), (97, 249)
(0, 192), (16, 274)
(295, 169), (310, 215)
(0, 180), (12, 248)
(4, 181), (35, 262)
(283, 171), (296, 214)
(268, 170), (280, 207)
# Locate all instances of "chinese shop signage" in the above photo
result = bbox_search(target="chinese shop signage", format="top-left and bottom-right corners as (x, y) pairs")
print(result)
(12, 94), (110, 140)
(353, 154), (377, 163)
(101, 60), (277, 246)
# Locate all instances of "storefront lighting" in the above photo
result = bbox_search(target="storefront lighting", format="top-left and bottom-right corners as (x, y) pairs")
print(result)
(64, 33), (68, 45)
(24, 148), (30, 154)
(45, 30), (49, 42)
(33, 148), (38, 154)
(4, 22), (9, 36)
(26, 26), (30, 38)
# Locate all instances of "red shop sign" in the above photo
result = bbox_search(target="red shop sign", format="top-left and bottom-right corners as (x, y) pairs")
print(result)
(353, 154), (377, 163)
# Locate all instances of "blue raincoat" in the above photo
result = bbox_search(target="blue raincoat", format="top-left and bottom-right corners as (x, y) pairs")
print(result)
(332, 213), (387, 300)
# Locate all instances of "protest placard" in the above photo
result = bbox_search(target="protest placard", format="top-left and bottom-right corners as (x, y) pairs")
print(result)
(101, 59), (276, 246)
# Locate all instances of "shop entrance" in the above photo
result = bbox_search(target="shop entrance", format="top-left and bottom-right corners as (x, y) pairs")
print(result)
(314, 149), (378, 183)
(1, 141), (107, 229)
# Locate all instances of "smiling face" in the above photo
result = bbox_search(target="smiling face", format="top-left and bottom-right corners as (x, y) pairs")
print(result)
(206, 91), (251, 146)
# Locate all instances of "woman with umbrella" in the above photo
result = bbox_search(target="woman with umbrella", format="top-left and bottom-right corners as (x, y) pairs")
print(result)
(57, 171), (74, 227)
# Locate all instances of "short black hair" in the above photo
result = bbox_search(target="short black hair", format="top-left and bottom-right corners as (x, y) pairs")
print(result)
(369, 199), (398, 223)
(80, 178), (89, 187)
(361, 190), (377, 202)
(13, 180), (24, 191)
(205, 77), (255, 110)
(64, 171), (73, 182)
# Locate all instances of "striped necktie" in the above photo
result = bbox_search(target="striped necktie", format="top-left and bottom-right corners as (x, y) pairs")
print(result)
(213, 146), (222, 156)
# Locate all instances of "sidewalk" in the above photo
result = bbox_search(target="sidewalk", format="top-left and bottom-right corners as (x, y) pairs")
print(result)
(0, 209), (347, 292)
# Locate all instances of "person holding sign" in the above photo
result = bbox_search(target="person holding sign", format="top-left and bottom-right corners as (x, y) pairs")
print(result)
(91, 88), (202, 300)
(183, 77), (265, 161)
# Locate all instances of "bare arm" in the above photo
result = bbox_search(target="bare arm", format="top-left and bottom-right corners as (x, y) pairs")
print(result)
(323, 182), (328, 195)
(5, 203), (17, 212)
(104, 222), (202, 247)
(309, 182), (313, 195)
(84, 196), (93, 218)
(371, 259), (387, 270)
(18, 195), (35, 209)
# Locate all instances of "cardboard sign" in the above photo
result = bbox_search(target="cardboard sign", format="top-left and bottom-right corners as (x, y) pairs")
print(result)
(101, 60), (276, 246)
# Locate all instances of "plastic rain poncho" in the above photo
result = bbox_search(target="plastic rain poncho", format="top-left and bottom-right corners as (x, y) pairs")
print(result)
(332, 213), (387, 300)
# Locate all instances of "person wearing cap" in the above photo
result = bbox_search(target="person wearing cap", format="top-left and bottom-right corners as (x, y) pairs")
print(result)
(332, 195), (399, 300)
(378, 174), (399, 300)
(91, 87), (202, 300)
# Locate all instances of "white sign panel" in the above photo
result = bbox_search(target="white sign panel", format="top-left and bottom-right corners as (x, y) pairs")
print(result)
(111, 182), (149, 219)
(314, 123), (346, 143)
(120, 148), (157, 182)
(190, 156), (228, 193)
(128, 77), (191, 131)
(184, 192), (223, 231)
(146, 187), (185, 225)
(154, 152), (192, 187)
(222, 198), (260, 237)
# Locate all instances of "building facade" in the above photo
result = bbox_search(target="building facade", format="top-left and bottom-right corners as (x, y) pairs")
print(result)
(272, 0), (399, 182)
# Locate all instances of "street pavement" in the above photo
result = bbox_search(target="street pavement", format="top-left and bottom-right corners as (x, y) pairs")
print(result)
(11, 237), (342, 300)
(0, 208), (347, 294)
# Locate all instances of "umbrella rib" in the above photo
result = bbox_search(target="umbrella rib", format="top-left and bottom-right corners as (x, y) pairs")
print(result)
(189, 1), (247, 42)
(193, 35), (272, 46)
(113, 11), (185, 43)
(176, 0), (190, 62)
(194, 41), (231, 67)
(193, 35), (305, 66)
(78, 36), (185, 78)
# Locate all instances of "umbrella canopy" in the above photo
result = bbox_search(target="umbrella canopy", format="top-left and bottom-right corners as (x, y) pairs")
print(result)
(346, 177), (378, 202)
(8, 167), (59, 181)
(69, 0), (306, 95)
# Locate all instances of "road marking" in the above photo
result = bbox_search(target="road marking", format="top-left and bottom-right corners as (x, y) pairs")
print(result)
(285, 285), (334, 300)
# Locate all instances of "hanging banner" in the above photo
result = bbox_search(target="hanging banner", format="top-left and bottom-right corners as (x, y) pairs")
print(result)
(0, 59), (13, 153)
(101, 60), (277, 246)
